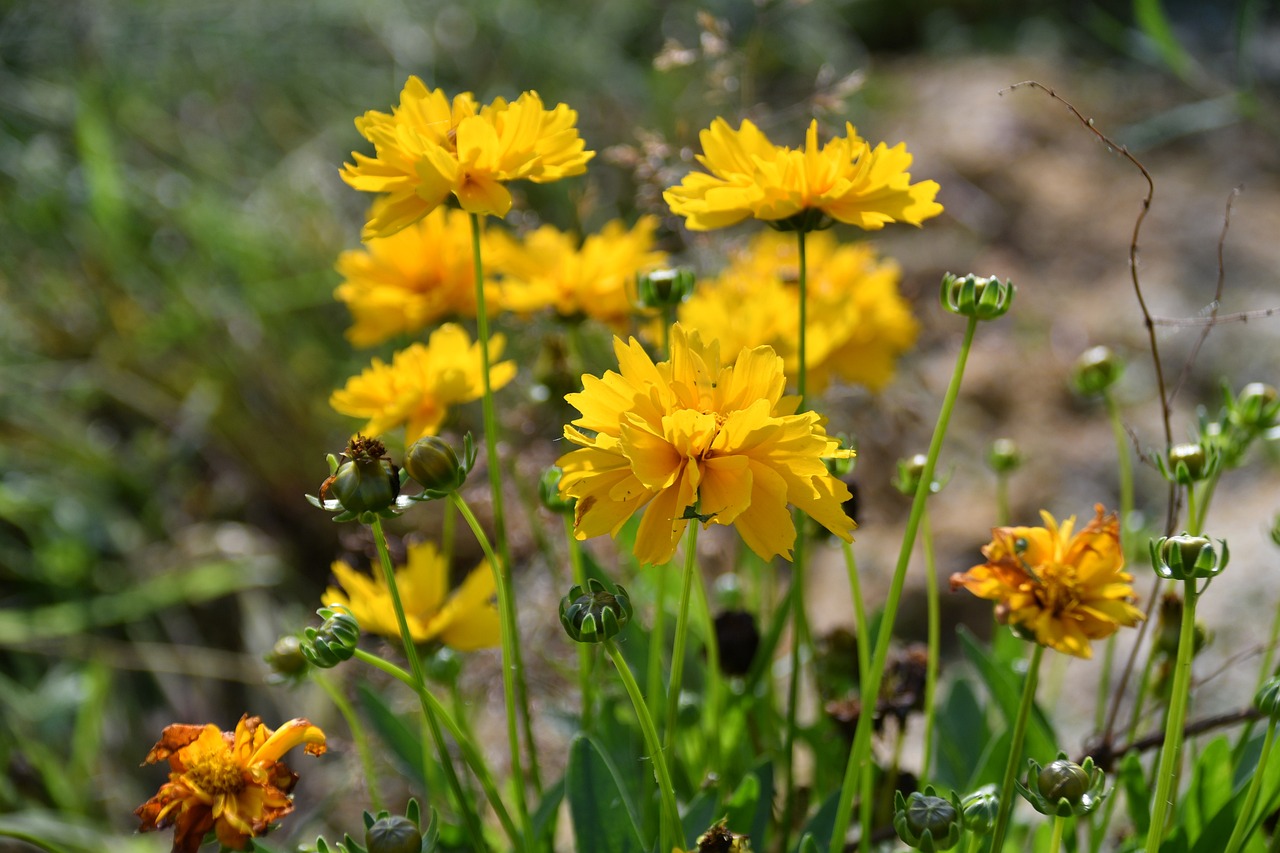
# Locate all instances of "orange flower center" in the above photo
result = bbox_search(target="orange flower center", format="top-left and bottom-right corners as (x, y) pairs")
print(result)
(185, 750), (245, 796)
(1035, 563), (1081, 616)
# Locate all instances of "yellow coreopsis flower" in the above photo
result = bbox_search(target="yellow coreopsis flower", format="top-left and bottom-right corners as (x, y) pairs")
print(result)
(135, 715), (326, 853)
(330, 323), (516, 442)
(664, 117), (942, 232)
(677, 230), (918, 392)
(341, 77), (594, 236)
(950, 505), (1145, 659)
(324, 540), (500, 650)
(488, 216), (668, 327)
(336, 206), (499, 347)
(557, 323), (855, 566)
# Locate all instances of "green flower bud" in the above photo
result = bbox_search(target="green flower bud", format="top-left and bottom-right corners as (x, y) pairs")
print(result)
(1228, 382), (1280, 431)
(1016, 754), (1107, 817)
(560, 579), (633, 644)
(365, 815), (422, 853)
(986, 438), (1023, 474)
(960, 785), (999, 836)
(404, 434), (473, 498)
(301, 604), (360, 668)
(939, 272), (1015, 321)
(1150, 533), (1229, 582)
(1072, 346), (1124, 396)
(264, 635), (310, 684)
(424, 646), (462, 687)
(894, 787), (964, 851)
(1158, 442), (1220, 485)
(1255, 676), (1280, 721)
(894, 454), (942, 497)
(539, 467), (576, 515)
(329, 436), (400, 515)
(636, 268), (696, 309)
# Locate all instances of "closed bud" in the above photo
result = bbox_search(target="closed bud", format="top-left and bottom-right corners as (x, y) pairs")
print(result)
(1228, 382), (1280, 431)
(894, 786), (964, 851)
(1255, 676), (1280, 721)
(986, 438), (1023, 474)
(425, 646), (462, 687)
(264, 634), (310, 684)
(1017, 754), (1107, 817)
(939, 272), (1014, 321)
(404, 435), (466, 496)
(1151, 533), (1229, 582)
(1072, 346), (1124, 396)
(365, 815), (422, 853)
(539, 467), (575, 514)
(636, 268), (696, 308)
(961, 786), (999, 836)
(560, 579), (633, 644)
(894, 454), (941, 497)
(301, 604), (360, 668)
(1160, 442), (1218, 485)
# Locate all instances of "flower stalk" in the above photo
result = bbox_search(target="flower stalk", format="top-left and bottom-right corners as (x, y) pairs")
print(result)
(665, 524), (700, 754)
(1145, 578), (1199, 852)
(988, 642), (1045, 853)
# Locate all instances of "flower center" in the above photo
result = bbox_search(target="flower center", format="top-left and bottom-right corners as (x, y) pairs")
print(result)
(185, 751), (245, 796)
(1035, 563), (1081, 616)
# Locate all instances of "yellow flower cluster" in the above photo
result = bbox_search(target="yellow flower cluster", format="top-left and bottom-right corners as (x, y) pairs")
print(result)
(324, 540), (500, 650)
(664, 118), (942, 232)
(341, 78), (594, 235)
(678, 230), (918, 392)
(557, 324), (855, 565)
(950, 505), (1144, 658)
(330, 323), (515, 443)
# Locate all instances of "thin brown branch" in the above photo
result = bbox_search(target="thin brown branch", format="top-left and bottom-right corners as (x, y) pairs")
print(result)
(1154, 306), (1280, 326)
(1170, 186), (1241, 403)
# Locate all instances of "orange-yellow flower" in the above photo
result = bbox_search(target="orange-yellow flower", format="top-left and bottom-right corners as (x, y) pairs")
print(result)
(950, 505), (1144, 659)
(488, 216), (667, 328)
(341, 78), (594, 236)
(557, 323), (855, 565)
(664, 117), (942, 232)
(324, 540), (500, 650)
(135, 715), (326, 853)
(330, 323), (516, 443)
(335, 206), (499, 347)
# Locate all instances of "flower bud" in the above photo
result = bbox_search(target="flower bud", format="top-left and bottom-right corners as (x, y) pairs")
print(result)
(636, 268), (696, 309)
(893, 787), (964, 851)
(1255, 675), (1280, 721)
(1016, 754), (1106, 817)
(1072, 346), (1124, 396)
(1150, 533), (1229, 582)
(1159, 442), (1219, 485)
(404, 435), (468, 496)
(327, 436), (400, 515)
(560, 579), (633, 644)
(365, 815), (423, 853)
(894, 454), (941, 497)
(539, 467), (575, 515)
(985, 438), (1023, 474)
(301, 604), (360, 668)
(960, 785), (999, 836)
(1228, 382), (1280, 431)
(424, 646), (462, 687)
(939, 272), (1014, 321)
(264, 635), (310, 684)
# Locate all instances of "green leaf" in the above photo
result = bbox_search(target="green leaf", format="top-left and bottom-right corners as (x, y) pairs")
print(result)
(682, 789), (719, 850)
(958, 627), (1056, 768)
(1183, 737), (1234, 843)
(795, 787), (842, 853)
(532, 778), (566, 844)
(355, 681), (427, 788)
(934, 676), (989, 790)
(566, 734), (646, 853)
(724, 773), (760, 835)
(1119, 750), (1151, 839)
(1133, 0), (1195, 80)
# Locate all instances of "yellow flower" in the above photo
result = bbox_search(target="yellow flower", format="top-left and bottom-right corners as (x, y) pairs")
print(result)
(335, 206), (500, 347)
(677, 230), (917, 392)
(341, 78), (594, 236)
(557, 323), (855, 565)
(330, 323), (516, 443)
(950, 505), (1144, 659)
(664, 117), (942, 232)
(135, 715), (326, 853)
(323, 540), (500, 650)
(488, 216), (668, 328)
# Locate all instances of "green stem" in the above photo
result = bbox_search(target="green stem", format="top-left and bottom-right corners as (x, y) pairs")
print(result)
(965, 832), (982, 853)
(995, 473), (1010, 526)
(368, 517), (489, 851)
(988, 643), (1046, 853)
(1223, 719), (1277, 853)
(1146, 580), (1199, 852)
(565, 516), (594, 733)
(442, 491), (457, 566)
(315, 672), (384, 812)
(647, 561), (668, 736)
(692, 553), (723, 781)
(665, 524), (700, 757)
(605, 638), (683, 853)
(780, 514), (809, 850)
(1049, 815), (1067, 853)
(831, 315), (980, 853)
(468, 212), (540, 796)
(351, 648), (521, 846)
(449, 491), (533, 845)
(796, 227), (808, 408)
(841, 540), (871, 687)
(921, 508), (941, 782)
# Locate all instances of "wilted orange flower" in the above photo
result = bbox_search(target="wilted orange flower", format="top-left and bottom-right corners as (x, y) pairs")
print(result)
(664, 118), (942, 232)
(341, 78), (594, 236)
(950, 505), (1144, 658)
(557, 323), (855, 565)
(335, 206), (498, 347)
(135, 715), (326, 853)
